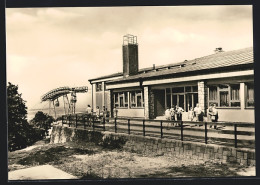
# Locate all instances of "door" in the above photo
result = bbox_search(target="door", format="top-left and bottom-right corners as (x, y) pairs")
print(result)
(154, 90), (165, 117)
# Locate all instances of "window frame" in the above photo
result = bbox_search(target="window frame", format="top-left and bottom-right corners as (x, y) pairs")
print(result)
(246, 82), (254, 108)
(208, 84), (241, 108)
(113, 90), (144, 109)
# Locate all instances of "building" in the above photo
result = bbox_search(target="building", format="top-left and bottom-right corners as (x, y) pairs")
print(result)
(89, 35), (254, 123)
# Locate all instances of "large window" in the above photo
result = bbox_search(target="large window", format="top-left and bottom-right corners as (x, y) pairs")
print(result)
(208, 84), (240, 107)
(130, 91), (143, 108)
(246, 83), (254, 107)
(114, 90), (143, 108)
(166, 86), (198, 111)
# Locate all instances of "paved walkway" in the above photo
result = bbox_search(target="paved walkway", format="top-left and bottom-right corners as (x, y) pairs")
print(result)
(9, 165), (77, 180)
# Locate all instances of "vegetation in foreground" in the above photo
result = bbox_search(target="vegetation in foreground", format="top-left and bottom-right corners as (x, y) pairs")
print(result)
(8, 82), (54, 151)
(8, 140), (253, 179)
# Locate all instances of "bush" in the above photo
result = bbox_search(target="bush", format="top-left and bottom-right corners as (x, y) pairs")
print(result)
(101, 136), (127, 149)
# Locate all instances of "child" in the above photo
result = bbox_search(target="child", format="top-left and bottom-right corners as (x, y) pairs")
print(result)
(188, 107), (195, 121)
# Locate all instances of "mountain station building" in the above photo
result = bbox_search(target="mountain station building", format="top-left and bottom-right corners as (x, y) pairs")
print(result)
(88, 35), (254, 123)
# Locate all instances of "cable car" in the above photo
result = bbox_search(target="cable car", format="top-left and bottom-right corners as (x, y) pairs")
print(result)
(55, 99), (59, 107)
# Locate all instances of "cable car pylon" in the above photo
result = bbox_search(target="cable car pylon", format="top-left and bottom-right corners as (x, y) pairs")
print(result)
(41, 86), (88, 119)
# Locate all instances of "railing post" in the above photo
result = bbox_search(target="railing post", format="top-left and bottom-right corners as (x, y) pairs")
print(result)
(69, 115), (71, 127)
(83, 116), (86, 129)
(180, 121), (183, 141)
(234, 124), (237, 148)
(143, 120), (145, 137)
(205, 122), (208, 144)
(75, 114), (78, 128)
(115, 118), (117, 133)
(160, 121), (163, 138)
(128, 119), (130, 135)
(92, 116), (95, 131)
(103, 116), (105, 131)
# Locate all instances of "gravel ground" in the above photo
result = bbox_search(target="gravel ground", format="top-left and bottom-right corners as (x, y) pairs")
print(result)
(8, 140), (255, 180)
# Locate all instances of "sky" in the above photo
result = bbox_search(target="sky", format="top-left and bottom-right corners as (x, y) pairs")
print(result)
(6, 5), (253, 110)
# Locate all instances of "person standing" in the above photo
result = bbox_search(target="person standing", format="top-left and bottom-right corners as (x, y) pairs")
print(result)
(211, 104), (218, 129)
(194, 103), (202, 122)
(176, 105), (184, 120)
(96, 106), (100, 120)
(85, 105), (92, 127)
(170, 105), (176, 126)
(188, 107), (195, 121)
(113, 106), (118, 118)
(102, 106), (106, 123)
(207, 104), (213, 127)
(86, 104), (92, 115)
(165, 107), (171, 129)
(105, 108), (110, 122)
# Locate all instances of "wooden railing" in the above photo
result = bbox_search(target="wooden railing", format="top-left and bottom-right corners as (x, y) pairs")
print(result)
(61, 114), (255, 149)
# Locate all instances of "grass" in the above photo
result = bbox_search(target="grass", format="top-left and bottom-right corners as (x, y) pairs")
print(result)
(137, 162), (240, 178)
(8, 140), (254, 179)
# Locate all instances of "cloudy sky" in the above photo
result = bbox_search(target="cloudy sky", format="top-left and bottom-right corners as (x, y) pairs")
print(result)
(6, 5), (253, 110)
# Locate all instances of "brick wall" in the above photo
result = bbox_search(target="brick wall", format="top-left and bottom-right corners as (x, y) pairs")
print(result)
(51, 126), (255, 166)
(144, 86), (149, 119)
(149, 89), (155, 119)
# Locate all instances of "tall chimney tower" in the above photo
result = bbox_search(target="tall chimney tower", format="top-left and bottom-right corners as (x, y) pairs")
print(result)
(122, 34), (139, 77)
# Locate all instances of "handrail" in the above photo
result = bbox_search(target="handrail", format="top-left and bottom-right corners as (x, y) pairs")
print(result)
(61, 114), (255, 149)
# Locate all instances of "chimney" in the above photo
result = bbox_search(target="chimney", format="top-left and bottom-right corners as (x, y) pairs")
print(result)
(122, 34), (139, 77)
(153, 64), (155, 70)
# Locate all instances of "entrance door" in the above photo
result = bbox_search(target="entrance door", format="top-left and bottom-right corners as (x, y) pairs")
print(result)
(154, 90), (165, 117)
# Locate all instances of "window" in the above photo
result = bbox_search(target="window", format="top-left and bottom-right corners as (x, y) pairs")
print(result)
(117, 92), (128, 108)
(209, 86), (218, 107)
(130, 92), (136, 107)
(130, 91), (144, 108)
(220, 91), (229, 107)
(96, 82), (102, 92)
(114, 93), (119, 107)
(114, 90), (143, 108)
(246, 83), (254, 107)
(124, 92), (128, 107)
(192, 86), (198, 92)
(172, 87), (184, 93)
(208, 84), (240, 107)
(230, 84), (240, 107)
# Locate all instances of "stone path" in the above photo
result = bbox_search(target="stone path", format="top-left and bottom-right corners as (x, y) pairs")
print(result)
(9, 165), (77, 180)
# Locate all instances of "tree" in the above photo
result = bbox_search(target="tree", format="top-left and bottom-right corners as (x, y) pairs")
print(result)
(7, 82), (43, 151)
(30, 111), (54, 136)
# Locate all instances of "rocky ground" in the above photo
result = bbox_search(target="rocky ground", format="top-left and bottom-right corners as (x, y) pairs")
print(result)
(8, 139), (255, 180)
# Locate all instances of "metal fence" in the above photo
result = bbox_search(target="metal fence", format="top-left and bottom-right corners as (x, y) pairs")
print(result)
(61, 114), (255, 149)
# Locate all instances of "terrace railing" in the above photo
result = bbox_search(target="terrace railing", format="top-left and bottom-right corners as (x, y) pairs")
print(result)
(61, 114), (255, 149)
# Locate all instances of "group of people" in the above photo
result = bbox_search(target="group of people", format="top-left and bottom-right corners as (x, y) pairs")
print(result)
(165, 105), (184, 127)
(86, 104), (110, 123)
(164, 103), (219, 129)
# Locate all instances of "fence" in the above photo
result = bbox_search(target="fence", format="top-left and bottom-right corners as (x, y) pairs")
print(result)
(61, 114), (255, 149)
